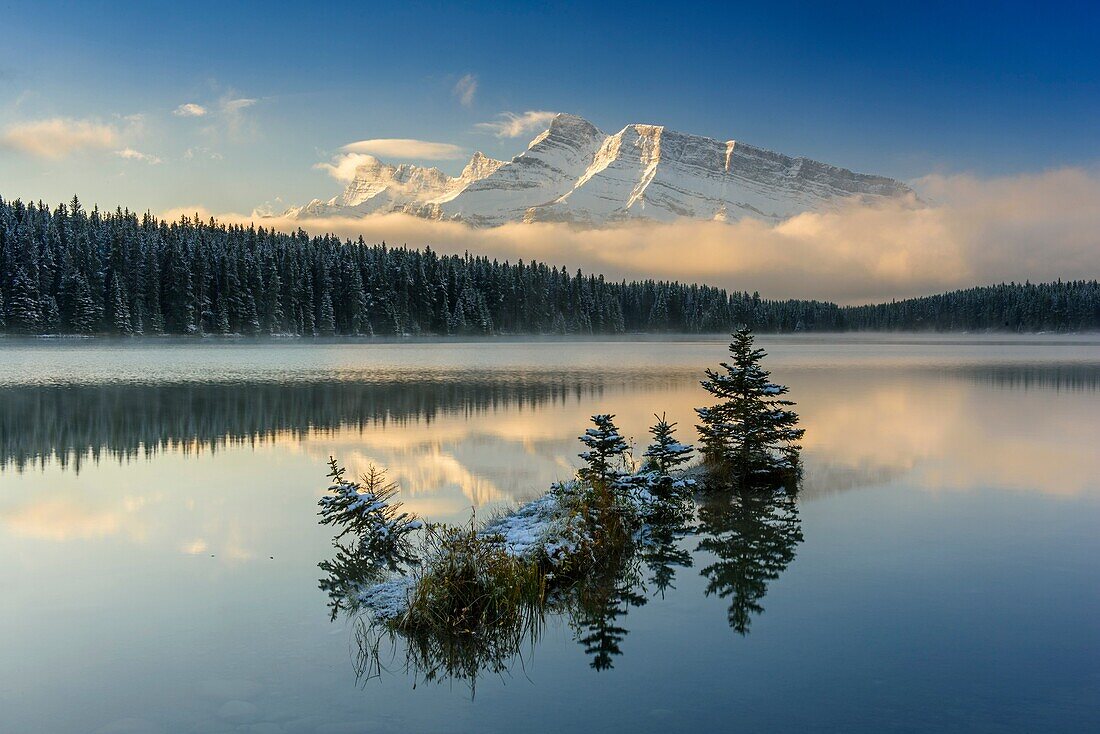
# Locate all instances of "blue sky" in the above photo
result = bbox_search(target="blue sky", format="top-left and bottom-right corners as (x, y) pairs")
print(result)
(1, 0), (1098, 214)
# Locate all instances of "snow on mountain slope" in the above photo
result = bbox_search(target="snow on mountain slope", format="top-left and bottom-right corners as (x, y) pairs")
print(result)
(284, 152), (505, 219)
(282, 113), (912, 226)
(436, 113), (607, 226)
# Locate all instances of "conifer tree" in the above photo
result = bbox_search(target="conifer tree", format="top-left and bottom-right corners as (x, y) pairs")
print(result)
(340, 254), (369, 335)
(318, 289), (336, 336)
(6, 220), (42, 332)
(162, 239), (195, 333)
(39, 294), (60, 333)
(142, 242), (165, 334)
(639, 413), (695, 507)
(261, 251), (284, 333)
(7, 265), (41, 332)
(131, 299), (144, 336)
(318, 458), (422, 560)
(578, 414), (631, 486)
(695, 328), (804, 483)
(642, 413), (694, 476)
(109, 277), (132, 334)
(69, 274), (99, 334)
(215, 294), (231, 334)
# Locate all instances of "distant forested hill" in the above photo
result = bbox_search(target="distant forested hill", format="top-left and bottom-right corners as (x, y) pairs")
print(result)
(1, 197), (1097, 335)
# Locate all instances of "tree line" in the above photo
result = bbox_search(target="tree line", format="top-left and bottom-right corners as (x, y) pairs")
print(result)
(840, 280), (1100, 331)
(1, 196), (1097, 335)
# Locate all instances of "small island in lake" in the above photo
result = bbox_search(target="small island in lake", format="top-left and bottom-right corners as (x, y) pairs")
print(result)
(317, 329), (806, 687)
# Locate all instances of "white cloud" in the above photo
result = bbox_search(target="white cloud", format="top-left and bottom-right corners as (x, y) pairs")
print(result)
(453, 74), (478, 107)
(314, 139), (466, 182)
(114, 147), (162, 164)
(314, 152), (377, 182)
(1, 117), (117, 159)
(220, 95), (256, 137)
(475, 110), (559, 138)
(181, 538), (208, 555)
(160, 205), (216, 222)
(340, 138), (466, 160)
(222, 96), (256, 114)
(173, 102), (207, 117)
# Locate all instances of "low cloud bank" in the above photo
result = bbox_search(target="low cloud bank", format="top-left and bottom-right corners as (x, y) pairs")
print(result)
(166, 167), (1100, 304)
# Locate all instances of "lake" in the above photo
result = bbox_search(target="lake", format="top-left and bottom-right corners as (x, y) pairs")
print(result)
(1, 335), (1098, 733)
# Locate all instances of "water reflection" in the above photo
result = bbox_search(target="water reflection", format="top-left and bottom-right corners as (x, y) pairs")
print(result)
(325, 485), (804, 689)
(571, 560), (648, 671)
(2, 339), (1098, 733)
(696, 489), (804, 635)
(322, 532), (547, 693)
(3, 357), (1099, 565)
(337, 558), (657, 687)
(352, 604), (546, 694)
(640, 516), (695, 598)
(964, 362), (1100, 392)
(0, 371), (693, 473)
(318, 544), (393, 622)
(6, 361), (1100, 476)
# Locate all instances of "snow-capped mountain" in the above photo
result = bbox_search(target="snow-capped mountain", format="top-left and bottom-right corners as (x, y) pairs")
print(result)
(282, 113), (911, 226)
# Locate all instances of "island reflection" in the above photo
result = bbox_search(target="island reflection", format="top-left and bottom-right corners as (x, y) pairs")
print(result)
(323, 483), (804, 690)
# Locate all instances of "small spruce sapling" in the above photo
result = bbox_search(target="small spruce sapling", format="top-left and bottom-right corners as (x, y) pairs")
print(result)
(577, 414), (631, 487)
(640, 413), (695, 504)
(642, 413), (694, 476)
(319, 457), (422, 561)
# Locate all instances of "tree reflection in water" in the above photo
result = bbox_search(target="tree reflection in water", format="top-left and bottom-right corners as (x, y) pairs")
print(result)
(320, 528), (546, 694)
(641, 515), (695, 598)
(695, 486), (804, 635)
(317, 543), (395, 622)
(568, 532), (649, 672)
(321, 484), (803, 690)
(351, 600), (546, 693)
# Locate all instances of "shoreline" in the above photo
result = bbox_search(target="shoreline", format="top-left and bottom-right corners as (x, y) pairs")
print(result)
(3, 329), (1100, 345)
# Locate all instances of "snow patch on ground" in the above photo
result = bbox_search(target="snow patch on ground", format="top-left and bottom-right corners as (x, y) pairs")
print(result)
(358, 575), (415, 620)
(482, 490), (567, 559)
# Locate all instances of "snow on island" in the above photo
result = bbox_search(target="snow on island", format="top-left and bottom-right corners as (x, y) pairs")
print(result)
(357, 473), (694, 621)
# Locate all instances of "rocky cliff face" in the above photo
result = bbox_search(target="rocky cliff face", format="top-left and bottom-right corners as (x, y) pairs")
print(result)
(283, 113), (911, 226)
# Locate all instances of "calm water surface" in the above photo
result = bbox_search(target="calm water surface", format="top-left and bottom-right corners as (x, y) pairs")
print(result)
(1, 335), (1098, 733)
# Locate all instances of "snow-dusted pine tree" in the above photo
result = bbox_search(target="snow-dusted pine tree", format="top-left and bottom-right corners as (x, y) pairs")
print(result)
(578, 414), (631, 486)
(110, 278), (132, 335)
(638, 413), (696, 506)
(642, 413), (694, 476)
(317, 289), (336, 336)
(695, 328), (804, 484)
(69, 274), (100, 334)
(318, 457), (422, 561)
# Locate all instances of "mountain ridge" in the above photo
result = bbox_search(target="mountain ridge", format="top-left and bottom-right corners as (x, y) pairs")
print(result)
(281, 113), (912, 227)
